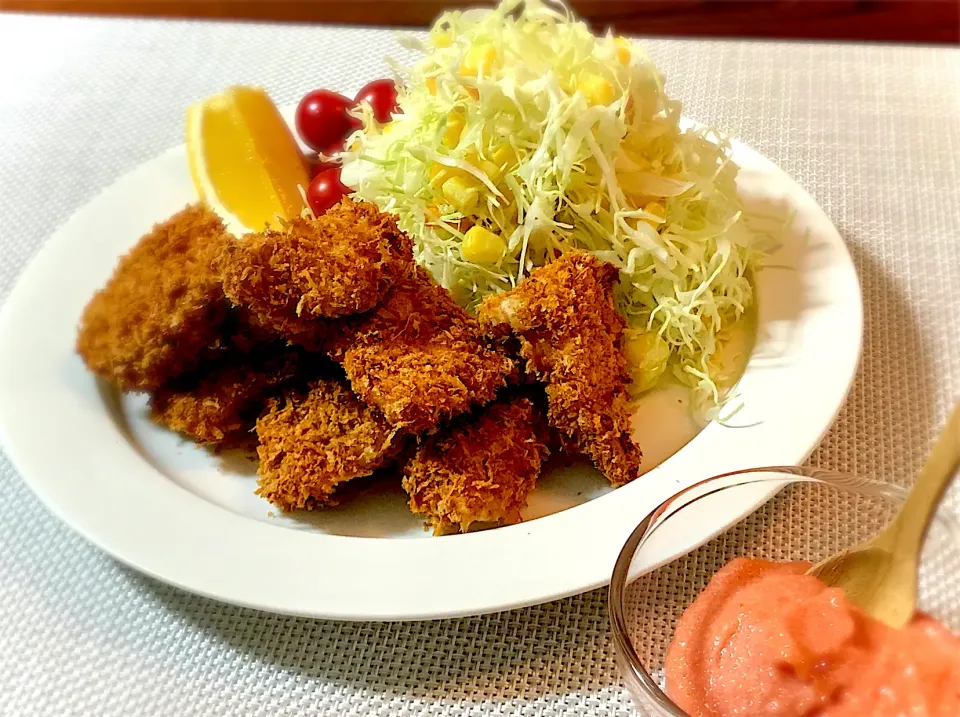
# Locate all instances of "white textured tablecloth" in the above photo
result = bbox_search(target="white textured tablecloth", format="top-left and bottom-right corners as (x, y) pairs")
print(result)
(1, 13), (959, 716)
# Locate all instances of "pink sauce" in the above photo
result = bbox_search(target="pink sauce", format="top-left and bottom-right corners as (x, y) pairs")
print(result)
(664, 558), (960, 716)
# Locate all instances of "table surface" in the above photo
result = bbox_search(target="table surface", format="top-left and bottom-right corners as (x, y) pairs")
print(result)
(1, 13), (959, 717)
(7, 0), (959, 43)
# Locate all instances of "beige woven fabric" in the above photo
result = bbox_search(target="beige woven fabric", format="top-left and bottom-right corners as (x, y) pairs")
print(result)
(0, 13), (958, 716)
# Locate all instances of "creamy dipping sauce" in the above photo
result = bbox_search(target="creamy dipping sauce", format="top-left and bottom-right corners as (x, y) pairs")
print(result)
(665, 558), (960, 716)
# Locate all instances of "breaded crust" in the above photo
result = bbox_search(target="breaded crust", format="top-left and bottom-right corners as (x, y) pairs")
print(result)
(77, 204), (230, 390)
(477, 252), (642, 486)
(204, 307), (284, 357)
(219, 199), (413, 348)
(402, 395), (550, 535)
(150, 346), (304, 444)
(324, 266), (515, 433)
(255, 379), (405, 511)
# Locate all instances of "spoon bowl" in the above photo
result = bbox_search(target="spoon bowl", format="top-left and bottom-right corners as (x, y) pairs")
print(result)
(808, 401), (960, 628)
(808, 544), (913, 627)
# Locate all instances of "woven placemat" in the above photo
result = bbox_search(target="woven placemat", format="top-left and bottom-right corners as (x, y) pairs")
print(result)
(1, 14), (958, 716)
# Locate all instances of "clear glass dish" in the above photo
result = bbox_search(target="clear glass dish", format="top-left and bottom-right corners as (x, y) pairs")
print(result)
(607, 466), (960, 716)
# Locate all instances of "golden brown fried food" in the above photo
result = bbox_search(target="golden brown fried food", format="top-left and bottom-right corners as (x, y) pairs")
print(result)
(204, 307), (281, 357)
(77, 204), (230, 390)
(219, 199), (413, 348)
(150, 346), (305, 444)
(324, 266), (515, 433)
(255, 379), (405, 511)
(403, 395), (550, 535)
(477, 252), (641, 486)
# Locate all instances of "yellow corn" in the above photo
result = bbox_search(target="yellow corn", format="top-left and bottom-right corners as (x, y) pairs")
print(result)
(477, 159), (501, 181)
(460, 43), (497, 77)
(465, 151), (501, 183)
(463, 86), (480, 101)
(643, 201), (665, 226)
(442, 176), (479, 214)
(491, 144), (517, 177)
(433, 31), (453, 48)
(429, 162), (467, 189)
(426, 76), (438, 95)
(492, 145), (517, 174)
(428, 163), (448, 188)
(443, 109), (465, 148)
(614, 37), (632, 65)
(624, 330), (671, 393)
(461, 226), (506, 264)
(579, 73), (616, 107)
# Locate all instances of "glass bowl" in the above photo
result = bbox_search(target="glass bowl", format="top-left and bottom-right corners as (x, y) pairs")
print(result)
(607, 466), (960, 716)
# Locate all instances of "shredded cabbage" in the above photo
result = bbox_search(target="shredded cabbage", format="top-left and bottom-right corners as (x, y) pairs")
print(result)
(340, 0), (760, 406)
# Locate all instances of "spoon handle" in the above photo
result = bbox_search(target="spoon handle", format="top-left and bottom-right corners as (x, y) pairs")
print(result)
(884, 401), (960, 553)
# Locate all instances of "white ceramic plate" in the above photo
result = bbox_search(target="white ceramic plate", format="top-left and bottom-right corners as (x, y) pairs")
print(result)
(0, 125), (861, 620)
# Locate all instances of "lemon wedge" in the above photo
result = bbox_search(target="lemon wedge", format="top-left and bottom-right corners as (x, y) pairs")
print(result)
(186, 86), (309, 233)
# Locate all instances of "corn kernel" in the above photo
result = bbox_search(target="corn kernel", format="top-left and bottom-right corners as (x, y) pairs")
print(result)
(464, 151), (500, 183)
(463, 86), (480, 101)
(433, 31), (453, 48)
(428, 162), (447, 188)
(442, 176), (479, 214)
(492, 145), (517, 174)
(461, 226), (506, 264)
(460, 43), (497, 77)
(425, 76), (438, 95)
(579, 73), (616, 107)
(614, 37), (632, 65)
(429, 162), (467, 189)
(643, 201), (665, 226)
(477, 159), (501, 181)
(443, 109), (465, 148)
(624, 329), (671, 394)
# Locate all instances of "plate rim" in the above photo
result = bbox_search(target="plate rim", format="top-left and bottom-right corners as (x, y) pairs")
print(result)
(0, 135), (862, 620)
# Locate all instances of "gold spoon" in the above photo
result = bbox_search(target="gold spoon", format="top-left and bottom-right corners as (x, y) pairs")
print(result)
(808, 400), (960, 628)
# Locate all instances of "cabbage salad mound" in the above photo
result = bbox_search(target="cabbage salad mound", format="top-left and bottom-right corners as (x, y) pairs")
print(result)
(341, 0), (761, 409)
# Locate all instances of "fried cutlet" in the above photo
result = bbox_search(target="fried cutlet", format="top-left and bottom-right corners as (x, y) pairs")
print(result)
(218, 199), (413, 349)
(204, 307), (282, 357)
(77, 204), (230, 391)
(150, 345), (306, 444)
(255, 378), (405, 511)
(477, 252), (642, 486)
(323, 266), (515, 433)
(402, 395), (549, 535)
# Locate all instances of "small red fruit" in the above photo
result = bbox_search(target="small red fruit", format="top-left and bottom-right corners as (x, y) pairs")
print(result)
(295, 89), (360, 154)
(307, 167), (350, 216)
(306, 155), (339, 179)
(354, 79), (399, 124)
